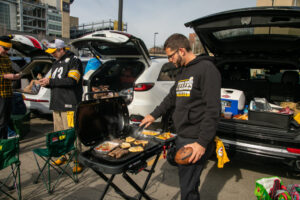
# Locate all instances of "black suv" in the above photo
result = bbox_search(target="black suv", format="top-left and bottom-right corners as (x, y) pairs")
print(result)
(165, 7), (300, 173)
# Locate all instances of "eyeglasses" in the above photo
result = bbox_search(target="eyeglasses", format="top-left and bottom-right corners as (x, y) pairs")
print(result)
(167, 49), (178, 59)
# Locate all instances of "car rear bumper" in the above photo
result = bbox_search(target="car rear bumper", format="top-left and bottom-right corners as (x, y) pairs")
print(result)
(221, 138), (300, 171)
(24, 100), (52, 114)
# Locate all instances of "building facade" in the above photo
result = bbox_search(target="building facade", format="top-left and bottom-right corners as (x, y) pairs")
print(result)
(257, 0), (300, 6)
(0, 0), (75, 38)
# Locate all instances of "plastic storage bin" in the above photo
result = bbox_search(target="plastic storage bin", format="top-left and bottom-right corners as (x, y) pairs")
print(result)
(221, 88), (245, 115)
(248, 110), (293, 129)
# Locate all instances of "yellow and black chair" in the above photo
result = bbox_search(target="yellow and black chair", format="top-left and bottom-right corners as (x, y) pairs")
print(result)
(32, 128), (79, 194)
(0, 137), (21, 200)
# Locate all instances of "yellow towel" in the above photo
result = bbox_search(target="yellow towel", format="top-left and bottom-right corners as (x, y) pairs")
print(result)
(214, 136), (230, 168)
(294, 113), (300, 124)
(67, 111), (74, 128)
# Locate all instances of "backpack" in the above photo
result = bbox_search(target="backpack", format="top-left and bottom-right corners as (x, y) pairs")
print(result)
(11, 92), (27, 115)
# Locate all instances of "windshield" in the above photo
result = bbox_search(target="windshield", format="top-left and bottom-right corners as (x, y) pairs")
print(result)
(213, 27), (300, 40)
(91, 40), (141, 56)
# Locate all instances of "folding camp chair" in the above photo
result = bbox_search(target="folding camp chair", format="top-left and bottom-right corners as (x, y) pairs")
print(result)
(32, 128), (79, 194)
(0, 137), (21, 200)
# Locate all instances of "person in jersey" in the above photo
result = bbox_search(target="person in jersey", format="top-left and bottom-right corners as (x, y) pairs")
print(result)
(39, 39), (83, 173)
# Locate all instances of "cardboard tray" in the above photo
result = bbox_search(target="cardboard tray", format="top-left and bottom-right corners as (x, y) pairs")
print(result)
(154, 132), (177, 144)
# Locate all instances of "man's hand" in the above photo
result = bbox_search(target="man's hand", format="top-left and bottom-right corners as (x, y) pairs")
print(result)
(184, 142), (206, 164)
(39, 78), (50, 87)
(140, 114), (155, 128)
(4, 73), (21, 80)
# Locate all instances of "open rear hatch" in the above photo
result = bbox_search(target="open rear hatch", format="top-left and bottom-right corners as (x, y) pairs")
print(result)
(71, 30), (150, 66)
(185, 6), (300, 59)
(12, 35), (48, 58)
(10, 35), (53, 94)
(71, 31), (150, 101)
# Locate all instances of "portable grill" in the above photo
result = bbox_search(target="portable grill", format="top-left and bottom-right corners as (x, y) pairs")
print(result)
(75, 96), (169, 200)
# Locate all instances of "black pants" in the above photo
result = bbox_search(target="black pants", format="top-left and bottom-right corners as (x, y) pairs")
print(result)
(0, 97), (12, 139)
(175, 136), (215, 200)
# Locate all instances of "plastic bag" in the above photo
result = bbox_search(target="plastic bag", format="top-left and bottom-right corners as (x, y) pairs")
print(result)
(287, 184), (300, 200)
(255, 177), (281, 200)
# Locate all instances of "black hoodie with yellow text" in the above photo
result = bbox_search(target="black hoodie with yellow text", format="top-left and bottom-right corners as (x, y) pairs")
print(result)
(151, 55), (221, 148)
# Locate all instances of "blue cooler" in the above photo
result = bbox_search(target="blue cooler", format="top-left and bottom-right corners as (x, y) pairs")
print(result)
(221, 88), (245, 115)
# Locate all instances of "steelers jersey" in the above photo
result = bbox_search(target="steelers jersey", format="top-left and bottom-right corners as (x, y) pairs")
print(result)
(48, 51), (83, 111)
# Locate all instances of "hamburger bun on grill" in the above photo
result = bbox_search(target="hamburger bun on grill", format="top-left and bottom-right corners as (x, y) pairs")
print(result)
(175, 147), (193, 165)
(120, 142), (131, 149)
(125, 136), (135, 143)
(133, 140), (148, 147)
(129, 146), (144, 152)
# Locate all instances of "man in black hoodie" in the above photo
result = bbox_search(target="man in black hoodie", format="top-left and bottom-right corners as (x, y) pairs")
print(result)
(140, 33), (221, 200)
(40, 39), (83, 173)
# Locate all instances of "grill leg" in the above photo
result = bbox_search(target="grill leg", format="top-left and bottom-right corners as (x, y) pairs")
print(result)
(93, 170), (134, 200)
(138, 152), (161, 200)
(100, 174), (115, 200)
(122, 172), (152, 200)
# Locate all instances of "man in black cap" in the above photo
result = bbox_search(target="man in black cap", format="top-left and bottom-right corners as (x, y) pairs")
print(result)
(0, 35), (21, 139)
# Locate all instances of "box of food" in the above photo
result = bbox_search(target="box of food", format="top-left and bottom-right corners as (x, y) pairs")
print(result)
(94, 141), (119, 153)
(155, 132), (176, 143)
(140, 129), (160, 138)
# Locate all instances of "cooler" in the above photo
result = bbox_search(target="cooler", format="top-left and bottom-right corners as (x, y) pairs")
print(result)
(221, 88), (245, 115)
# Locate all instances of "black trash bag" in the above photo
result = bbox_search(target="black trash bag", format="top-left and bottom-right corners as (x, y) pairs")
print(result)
(11, 93), (27, 115)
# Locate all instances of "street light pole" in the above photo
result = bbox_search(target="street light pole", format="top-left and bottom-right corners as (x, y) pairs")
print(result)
(153, 32), (158, 55)
(118, 0), (123, 31)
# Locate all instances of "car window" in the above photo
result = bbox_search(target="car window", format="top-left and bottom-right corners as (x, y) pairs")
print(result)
(31, 63), (52, 78)
(91, 60), (145, 91)
(157, 62), (179, 81)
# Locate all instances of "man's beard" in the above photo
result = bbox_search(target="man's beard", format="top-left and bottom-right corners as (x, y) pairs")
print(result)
(175, 54), (183, 68)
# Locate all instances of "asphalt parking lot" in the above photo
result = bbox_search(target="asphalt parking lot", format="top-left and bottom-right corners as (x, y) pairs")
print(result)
(0, 115), (299, 200)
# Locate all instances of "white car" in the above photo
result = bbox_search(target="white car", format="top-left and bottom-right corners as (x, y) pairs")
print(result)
(11, 35), (90, 114)
(129, 59), (179, 123)
(71, 30), (178, 124)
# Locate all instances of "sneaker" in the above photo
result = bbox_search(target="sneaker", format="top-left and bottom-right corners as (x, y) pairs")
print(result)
(52, 156), (67, 166)
(73, 161), (83, 174)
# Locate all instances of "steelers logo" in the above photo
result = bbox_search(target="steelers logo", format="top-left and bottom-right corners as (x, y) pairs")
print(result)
(217, 146), (223, 157)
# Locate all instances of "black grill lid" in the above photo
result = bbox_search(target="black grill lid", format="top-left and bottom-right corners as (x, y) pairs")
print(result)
(75, 97), (130, 147)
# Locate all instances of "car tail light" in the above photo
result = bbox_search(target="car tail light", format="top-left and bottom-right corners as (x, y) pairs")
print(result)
(287, 148), (300, 154)
(134, 83), (154, 91)
(130, 118), (142, 122)
(24, 98), (49, 103)
(130, 115), (144, 123)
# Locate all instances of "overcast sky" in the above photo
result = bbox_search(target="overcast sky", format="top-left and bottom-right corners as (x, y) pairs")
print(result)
(70, 0), (256, 49)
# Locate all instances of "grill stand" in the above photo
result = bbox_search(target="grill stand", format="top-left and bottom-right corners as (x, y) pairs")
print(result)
(92, 152), (161, 200)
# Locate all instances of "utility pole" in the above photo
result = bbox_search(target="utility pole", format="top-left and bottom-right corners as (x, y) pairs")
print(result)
(154, 32), (158, 55)
(118, 0), (123, 31)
